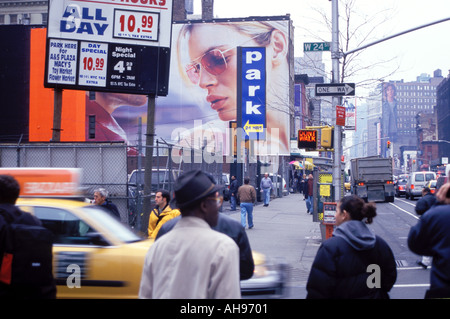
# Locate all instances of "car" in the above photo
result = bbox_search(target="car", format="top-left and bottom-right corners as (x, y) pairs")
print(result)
(395, 178), (408, 197)
(406, 171), (436, 200)
(16, 197), (286, 298)
(425, 179), (437, 194)
(17, 197), (152, 299)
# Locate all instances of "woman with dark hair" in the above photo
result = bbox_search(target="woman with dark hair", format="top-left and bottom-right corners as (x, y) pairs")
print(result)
(306, 195), (397, 299)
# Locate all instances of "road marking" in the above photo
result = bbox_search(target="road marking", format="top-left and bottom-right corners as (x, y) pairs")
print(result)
(395, 198), (416, 207)
(389, 203), (419, 220)
(393, 284), (430, 288)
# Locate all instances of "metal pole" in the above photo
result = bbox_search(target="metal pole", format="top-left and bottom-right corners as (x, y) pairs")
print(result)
(331, 0), (342, 201)
(52, 88), (63, 142)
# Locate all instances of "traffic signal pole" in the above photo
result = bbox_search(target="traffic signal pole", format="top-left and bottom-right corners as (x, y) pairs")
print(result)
(331, 0), (342, 201)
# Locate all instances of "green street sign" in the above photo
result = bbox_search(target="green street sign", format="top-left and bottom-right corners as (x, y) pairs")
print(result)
(303, 42), (331, 52)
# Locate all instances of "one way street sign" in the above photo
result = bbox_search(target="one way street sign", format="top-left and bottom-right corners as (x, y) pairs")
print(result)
(315, 83), (355, 96)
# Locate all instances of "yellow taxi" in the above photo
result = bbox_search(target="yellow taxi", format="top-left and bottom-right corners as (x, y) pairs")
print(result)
(4, 168), (285, 299)
(17, 197), (153, 299)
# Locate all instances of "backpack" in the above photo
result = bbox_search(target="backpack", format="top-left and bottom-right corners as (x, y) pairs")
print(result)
(0, 207), (54, 287)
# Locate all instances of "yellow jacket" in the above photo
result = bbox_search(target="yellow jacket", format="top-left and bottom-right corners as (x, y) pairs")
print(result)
(148, 205), (180, 239)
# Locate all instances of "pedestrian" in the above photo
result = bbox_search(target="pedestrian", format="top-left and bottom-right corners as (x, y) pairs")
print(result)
(301, 174), (307, 198)
(93, 188), (121, 220)
(147, 190), (180, 239)
(0, 175), (56, 299)
(414, 187), (437, 269)
(408, 182), (450, 298)
(305, 174), (314, 214)
(237, 177), (256, 229)
(306, 195), (397, 299)
(229, 175), (239, 211)
(139, 170), (241, 299)
(156, 173), (254, 280)
(260, 172), (273, 207)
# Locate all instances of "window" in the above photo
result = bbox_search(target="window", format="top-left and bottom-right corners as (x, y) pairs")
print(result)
(415, 174), (424, 182)
(32, 206), (101, 245)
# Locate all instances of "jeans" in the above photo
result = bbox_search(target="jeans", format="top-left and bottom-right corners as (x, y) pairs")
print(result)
(263, 188), (271, 205)
(240, 202), (254, 228)
(230, 195), (237, 211)
(306, 195), (313, 213)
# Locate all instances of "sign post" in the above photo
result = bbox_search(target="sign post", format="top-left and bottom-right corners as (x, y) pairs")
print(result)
(315, 83), (355, 97)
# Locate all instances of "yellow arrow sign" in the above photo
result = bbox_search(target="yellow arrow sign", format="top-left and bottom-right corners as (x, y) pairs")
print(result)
(243, 120), (264, 136)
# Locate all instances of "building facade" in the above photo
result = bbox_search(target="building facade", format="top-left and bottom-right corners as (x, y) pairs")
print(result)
(381, 70), (444, 161)
(0, 0), (48, 25)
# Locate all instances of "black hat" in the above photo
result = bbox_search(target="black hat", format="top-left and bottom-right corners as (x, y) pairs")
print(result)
(174, 170), (223, 208)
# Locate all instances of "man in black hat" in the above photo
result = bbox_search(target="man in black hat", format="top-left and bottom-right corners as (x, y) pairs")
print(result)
(139, 170), (241, 299)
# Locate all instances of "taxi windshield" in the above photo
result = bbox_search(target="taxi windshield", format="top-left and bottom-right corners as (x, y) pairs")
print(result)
(81, 206), (142, 243)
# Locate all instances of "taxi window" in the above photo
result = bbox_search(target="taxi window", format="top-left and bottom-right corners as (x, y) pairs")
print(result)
(33, 206), (101, 246)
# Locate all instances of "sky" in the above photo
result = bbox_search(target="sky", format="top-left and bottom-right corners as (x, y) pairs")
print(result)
(193, 0), (450, 95)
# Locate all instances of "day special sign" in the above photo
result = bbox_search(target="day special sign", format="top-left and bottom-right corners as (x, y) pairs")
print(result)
(44, 0), (173, 96)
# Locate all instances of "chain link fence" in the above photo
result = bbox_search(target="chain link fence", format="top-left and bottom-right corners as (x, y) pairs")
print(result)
(0, 142), (290, 234)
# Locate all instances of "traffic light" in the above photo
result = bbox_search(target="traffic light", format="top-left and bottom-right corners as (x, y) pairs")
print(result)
(387, 140), (391, 149)
(321, 127), (334, 149)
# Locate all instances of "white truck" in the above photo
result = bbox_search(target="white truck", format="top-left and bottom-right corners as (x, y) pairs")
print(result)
(350, 156), (395, 202)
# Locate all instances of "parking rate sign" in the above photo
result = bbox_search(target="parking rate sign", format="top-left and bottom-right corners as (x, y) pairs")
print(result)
(239, 47), (266, 140)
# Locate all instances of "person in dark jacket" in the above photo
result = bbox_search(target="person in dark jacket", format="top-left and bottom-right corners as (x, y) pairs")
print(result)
(306, 195), (397, 299)
(0, 175), (56, 299)
(415, 187), (437, 216)
(93, 188), (121, 221)
(229, 175), (239, 211)
(414, 187), (437, 269)
(408, 182), (450, 298)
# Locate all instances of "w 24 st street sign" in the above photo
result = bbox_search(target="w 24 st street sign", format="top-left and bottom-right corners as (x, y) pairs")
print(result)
(315, 83), (355, 96)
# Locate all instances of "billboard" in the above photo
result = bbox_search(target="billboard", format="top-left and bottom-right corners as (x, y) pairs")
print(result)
(167, 17), (292, 156)
(381, 82), (398, 143)
(44, 0), (173, 96)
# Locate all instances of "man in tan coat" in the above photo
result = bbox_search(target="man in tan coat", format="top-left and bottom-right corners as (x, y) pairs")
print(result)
(139, 170), (240, 299)
(237, 177), (256, 229)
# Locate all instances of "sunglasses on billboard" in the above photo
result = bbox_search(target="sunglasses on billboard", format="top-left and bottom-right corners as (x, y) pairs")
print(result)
(184, 33), (271, 85)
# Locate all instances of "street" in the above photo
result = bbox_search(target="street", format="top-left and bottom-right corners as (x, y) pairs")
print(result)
(222, 192), (431, 299)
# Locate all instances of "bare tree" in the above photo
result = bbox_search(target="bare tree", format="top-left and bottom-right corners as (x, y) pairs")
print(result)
(297, 0), (400, 97)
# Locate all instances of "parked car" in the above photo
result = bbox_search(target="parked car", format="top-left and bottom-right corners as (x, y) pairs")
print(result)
(406, 171), (436, 200)
(395, 178), (408, 197)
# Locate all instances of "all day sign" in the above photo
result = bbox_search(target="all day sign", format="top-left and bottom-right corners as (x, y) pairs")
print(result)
(44, 0), (173, 95)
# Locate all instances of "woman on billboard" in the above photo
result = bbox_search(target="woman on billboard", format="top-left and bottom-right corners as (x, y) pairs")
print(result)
(174, 20), (291, 156)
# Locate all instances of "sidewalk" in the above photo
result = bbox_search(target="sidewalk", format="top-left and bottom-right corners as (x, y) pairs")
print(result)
(221, 192), (322, 298)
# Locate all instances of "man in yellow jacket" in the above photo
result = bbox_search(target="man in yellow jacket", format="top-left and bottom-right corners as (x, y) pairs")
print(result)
(148, 190), (180, 239)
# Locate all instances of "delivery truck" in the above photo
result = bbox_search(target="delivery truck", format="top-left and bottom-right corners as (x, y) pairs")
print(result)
(350, 156), (394, 202)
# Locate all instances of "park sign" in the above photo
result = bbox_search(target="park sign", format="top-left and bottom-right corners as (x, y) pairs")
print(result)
(44, 0), (173, 96)
(315, 83), (355, 97)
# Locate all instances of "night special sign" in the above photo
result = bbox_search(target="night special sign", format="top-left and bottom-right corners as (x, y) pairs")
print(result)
(44, 0), (173, 96)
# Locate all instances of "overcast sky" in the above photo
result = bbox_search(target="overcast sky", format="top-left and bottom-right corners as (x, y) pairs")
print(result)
(193, 0), (450, 90)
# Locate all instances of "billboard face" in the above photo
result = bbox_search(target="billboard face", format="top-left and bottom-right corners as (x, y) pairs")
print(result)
(164, 19), (292, 156)
(381, 82), (398, 143)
